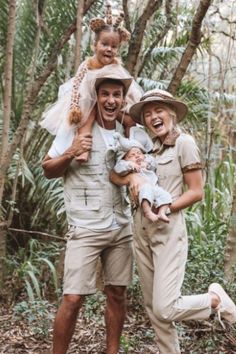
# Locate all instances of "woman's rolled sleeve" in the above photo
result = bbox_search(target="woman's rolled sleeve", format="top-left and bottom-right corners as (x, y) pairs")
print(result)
(178, 134), (203, 173)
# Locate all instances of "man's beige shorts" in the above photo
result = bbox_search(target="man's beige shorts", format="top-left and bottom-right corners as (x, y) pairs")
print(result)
(63, 224), (133, 295)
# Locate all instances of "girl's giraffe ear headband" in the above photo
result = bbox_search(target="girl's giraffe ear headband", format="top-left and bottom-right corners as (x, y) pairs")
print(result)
(89, 3), (131, 43)
(67, 4), (131, 126)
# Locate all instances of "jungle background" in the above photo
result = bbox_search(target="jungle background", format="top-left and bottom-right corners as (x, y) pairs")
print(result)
(0, 0), (236, 353)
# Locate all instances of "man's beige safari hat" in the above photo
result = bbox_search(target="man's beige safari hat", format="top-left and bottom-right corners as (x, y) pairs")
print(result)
(94, 64), (133, 95)
(129, 88), (188, 124)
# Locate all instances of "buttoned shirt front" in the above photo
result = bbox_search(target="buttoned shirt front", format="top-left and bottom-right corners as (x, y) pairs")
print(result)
(152, 127), (202, 201)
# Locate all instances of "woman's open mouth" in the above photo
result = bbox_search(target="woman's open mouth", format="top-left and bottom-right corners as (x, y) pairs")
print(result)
(153, 120), (163, 130)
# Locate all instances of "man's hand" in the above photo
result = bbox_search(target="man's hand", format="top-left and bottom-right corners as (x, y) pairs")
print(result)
(128, 173), (146, 205)
(71, 132), (92, 157)
(42, 133), (93, 179)
(110, 171), (146, 205)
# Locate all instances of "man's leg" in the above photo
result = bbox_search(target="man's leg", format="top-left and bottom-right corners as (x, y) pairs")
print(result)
(53, 294), (85, 354)
(104, 285), (126, 354)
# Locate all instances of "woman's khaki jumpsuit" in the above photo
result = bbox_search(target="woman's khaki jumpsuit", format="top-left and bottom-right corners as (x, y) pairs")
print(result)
(133, 130), (211, 354)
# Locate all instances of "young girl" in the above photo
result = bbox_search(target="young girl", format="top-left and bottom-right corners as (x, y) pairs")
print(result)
(41, 4), (142, 161)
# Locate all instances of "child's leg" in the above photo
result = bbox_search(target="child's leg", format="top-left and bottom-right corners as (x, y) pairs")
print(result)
(141, 199), (159, 223)
(117, 112), (136, 138)
(75, 108), (95, 162)
(156, 204), (170, 223)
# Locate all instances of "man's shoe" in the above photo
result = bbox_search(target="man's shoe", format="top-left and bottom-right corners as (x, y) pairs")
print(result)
(209, 283), (236, 328)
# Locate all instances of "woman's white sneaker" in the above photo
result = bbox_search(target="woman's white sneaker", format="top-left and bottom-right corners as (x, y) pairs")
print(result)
(209, 283), (236, 328)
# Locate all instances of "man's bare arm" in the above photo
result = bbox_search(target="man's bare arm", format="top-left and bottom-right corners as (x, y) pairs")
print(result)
(42, 133), (92, 179)
(110, 170), (146, 204)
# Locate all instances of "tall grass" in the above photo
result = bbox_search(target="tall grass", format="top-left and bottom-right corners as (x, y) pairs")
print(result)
(184, 154), (235, 294)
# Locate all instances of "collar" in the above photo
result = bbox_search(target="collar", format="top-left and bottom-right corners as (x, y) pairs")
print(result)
(152, 127), (180, 152)
(87, 57), (119, 70)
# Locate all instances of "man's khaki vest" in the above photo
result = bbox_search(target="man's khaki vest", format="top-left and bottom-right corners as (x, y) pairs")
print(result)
(63, 122), (131, 229)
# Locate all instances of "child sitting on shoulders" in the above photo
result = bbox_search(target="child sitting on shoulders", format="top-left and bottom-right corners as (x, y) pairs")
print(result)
(41, 3), (142, 161)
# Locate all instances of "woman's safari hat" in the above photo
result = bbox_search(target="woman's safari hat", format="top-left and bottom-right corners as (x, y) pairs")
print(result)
(129, 89), (188, 124)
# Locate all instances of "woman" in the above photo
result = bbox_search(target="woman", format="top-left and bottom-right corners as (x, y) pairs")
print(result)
(111, 89), (236, 354)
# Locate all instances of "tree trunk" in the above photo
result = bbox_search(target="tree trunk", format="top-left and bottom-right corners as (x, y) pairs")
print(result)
(0, 0), (16, 286)
(224, 130), (236, 280)
(137, 0), (174, 76)
(0, 222), (7, 286)
(0, 0), (16, 207)
(168, 0), (212, 95)
(125, 0), (163, 77)
(74, 0), (84, 72)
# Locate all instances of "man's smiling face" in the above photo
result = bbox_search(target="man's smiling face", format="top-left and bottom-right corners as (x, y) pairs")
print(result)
(96, 81), (125, 129)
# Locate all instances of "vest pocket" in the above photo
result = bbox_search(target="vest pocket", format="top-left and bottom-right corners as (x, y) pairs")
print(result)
(70, 186), (102, 219)
(78, 150), (103, 175)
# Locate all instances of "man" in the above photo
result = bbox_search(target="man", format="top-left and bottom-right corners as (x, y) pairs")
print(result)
(42, 70), (133, 354)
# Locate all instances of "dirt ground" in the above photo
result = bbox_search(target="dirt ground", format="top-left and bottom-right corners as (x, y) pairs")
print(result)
(1, 301), (236, 354)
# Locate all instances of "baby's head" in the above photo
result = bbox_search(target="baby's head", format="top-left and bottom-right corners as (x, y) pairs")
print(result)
(124, 147), (145, 166)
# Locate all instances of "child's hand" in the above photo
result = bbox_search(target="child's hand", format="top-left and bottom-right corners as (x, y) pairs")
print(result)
(140, 160), (148, 169)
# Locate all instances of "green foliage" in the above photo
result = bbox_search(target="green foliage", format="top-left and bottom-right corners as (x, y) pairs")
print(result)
(127, 264), (144, 312)
(120, 335), (136, 353)
(142, 46), (185, 79)
(183, 154), (235, 296)
(13, 299), (54, 337)
(84, 291), (106, 324)
(178, 80), (210, 130)
(6, 238), (61, 301)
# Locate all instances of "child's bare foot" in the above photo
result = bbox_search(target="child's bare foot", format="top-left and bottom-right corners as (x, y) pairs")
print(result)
(157, 212), (170, 223)
(75, 151), (89, 163)
(143, 209), (159, 223)
(142, 200), (159, 222)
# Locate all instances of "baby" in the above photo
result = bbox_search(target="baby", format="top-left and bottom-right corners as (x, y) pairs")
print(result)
(113, 134), (172, 223)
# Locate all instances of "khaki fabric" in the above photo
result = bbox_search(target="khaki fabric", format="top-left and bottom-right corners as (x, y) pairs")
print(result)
(133, 133), (211, 354)
(154, 133), (202, 201)
(63, 224), (133, 295)
(63, 122), (131, 229)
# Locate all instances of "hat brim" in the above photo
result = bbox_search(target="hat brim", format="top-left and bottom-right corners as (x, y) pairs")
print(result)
(95, 77), (132, 95)
(129, 97), (188, 124)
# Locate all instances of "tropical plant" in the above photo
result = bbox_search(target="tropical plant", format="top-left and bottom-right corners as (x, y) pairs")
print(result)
(184, 154), (236, 296)
(6, 238), (61, 301)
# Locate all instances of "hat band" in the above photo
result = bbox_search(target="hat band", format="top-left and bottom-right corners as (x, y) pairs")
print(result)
(140, 92), (175, 102)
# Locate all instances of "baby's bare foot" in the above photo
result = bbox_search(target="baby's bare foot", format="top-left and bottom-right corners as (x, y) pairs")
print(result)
(157, 212), (170, 223)
(143, 209), (159, 223)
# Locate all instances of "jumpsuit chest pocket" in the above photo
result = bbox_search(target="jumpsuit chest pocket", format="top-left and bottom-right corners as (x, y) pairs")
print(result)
(156, 154), (175, 181)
